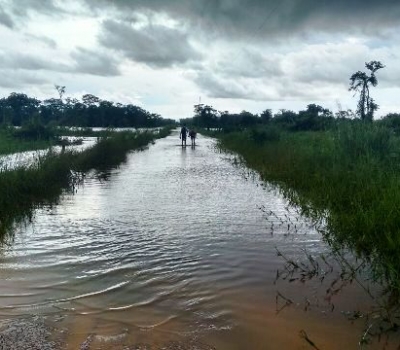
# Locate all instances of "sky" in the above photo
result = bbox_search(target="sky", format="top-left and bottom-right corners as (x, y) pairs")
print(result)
(0, 0), (400, 120)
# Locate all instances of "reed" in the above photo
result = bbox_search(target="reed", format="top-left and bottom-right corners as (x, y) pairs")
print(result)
(215, 122), (400, 290)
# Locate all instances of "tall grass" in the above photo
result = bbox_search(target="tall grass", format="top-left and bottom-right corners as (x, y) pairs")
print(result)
(216, 122), (400, 290)
(0, 126), (52, 155)
(0, 127), (173, 238)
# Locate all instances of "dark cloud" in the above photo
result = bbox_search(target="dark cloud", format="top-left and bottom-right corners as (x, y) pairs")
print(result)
(2, 0), (400, 40)
(70, 47), (121, 76)
(99, 20), (200, 68)
(85, 0), (400, 40)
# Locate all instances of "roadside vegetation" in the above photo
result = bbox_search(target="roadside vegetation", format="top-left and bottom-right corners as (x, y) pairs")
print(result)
(214, 122), (400, 288)
(181, 62), (400, 294)
(0, 123), (173, 238)
(0, 85), (175, 237)
(0, 124), (53, 155)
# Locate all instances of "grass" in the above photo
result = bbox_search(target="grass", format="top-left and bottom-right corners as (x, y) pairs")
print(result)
(0, 126), (173, 238)
(0, 126), (52, 155)
(213, 121), (400, 290)
(0, 123), (176, 156)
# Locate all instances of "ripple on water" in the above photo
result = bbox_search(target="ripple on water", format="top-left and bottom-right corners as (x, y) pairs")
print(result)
(0, 132), (351, 349)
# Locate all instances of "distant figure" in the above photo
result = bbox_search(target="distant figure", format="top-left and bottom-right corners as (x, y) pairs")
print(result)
(189, 129), (197, 146)
(180, 125), (188, 146)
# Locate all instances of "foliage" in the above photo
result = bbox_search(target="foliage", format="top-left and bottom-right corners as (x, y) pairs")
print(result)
(0, 92), (175, 128)
(349, 61), (385, 121)
(182, 103), (340, 133)
(378, 113), (400, 135)
(250, 126), (281, 144)
(13, 119), (55, 140)
(0, 126), (52, 155)
(0, 126), (173, 238)
(215, 121), (400, 292)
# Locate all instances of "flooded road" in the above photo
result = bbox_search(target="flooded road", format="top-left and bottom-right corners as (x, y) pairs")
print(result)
(0, 130), (392, 349)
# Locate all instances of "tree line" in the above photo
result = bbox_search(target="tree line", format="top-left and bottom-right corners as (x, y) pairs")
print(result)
(0, 90), (175, 128)
(182, 102), (400, 133)
(181, 103), (346, 132)
(182, 60), (398, 132)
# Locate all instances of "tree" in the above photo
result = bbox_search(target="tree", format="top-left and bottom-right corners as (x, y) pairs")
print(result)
(239, 110), (258, 128)
(260, 109), (272, 123)
(349, 60), (385, 121)
(41, 98), (64, 124)
(5, 93), (40, 125)
(82, 94), (100, 107)
(193, 104), (219, 129)
(55, 85), (66, 101)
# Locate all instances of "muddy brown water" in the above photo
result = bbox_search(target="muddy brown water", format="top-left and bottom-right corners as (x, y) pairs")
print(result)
(0, 130), (397, 349)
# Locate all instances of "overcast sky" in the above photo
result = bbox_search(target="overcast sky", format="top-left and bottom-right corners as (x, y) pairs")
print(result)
(0, 0), (399, 119)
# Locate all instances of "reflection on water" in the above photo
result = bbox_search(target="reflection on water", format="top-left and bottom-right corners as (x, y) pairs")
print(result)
(0, 129), (396, 349)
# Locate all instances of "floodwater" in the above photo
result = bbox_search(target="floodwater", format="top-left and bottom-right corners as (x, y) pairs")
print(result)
(0, 130), (396, 349)
(0, 137), (96, 170)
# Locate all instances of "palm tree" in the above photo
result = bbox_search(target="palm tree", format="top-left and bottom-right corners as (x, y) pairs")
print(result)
(349, 61), (385, 121)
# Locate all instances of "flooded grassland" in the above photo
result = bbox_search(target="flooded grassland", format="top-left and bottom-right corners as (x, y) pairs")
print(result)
(0, 130), (397, 349)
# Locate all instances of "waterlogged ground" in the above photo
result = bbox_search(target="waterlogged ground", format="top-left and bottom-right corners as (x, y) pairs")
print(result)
(0, 137), (96, 170)
(0, 130), (397, 349)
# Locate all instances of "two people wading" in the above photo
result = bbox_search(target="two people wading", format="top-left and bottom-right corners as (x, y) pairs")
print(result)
(180, 125), (197, 147)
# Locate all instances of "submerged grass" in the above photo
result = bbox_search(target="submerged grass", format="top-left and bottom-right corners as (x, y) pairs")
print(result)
(0, 127), (173, 238)
(0, 127), (52, 155)
(214, 122), (400, 290)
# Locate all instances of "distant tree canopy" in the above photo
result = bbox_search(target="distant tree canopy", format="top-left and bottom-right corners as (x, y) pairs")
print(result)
(0, 92), (175, 128)
(181, 97), (400, 133)
(181, 103), (340, 132)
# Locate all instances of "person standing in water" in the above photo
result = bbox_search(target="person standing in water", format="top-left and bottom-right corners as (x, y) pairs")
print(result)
(189, 129), (197, 146)
(180, 125), (188, 147)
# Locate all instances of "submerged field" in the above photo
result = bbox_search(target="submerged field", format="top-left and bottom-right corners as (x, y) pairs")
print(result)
(2, 122), (400, 347)
(2, 129), (396, 349)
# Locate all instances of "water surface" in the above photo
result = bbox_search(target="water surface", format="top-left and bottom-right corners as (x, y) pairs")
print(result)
(0, 130), (391, 349)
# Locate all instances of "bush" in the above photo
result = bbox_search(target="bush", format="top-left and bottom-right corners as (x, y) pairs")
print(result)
(14, 121), (55, 140)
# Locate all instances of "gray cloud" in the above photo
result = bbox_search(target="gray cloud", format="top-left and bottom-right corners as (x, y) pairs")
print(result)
(70, 47), (121, 76)
(2, 0), (400, 40)
(24, 33), (57, 48)
(0, 69), (48, 88)
(0, 49), (120, 78)
(0, 7), (14, 28)
(0, 52), (69, 71)
(194, 71), (271, 100)
(215, 49), (283, 79)
(84, 0), (400, 40)
(6, 0), (63, 18)
(99, 20), (200, 68)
